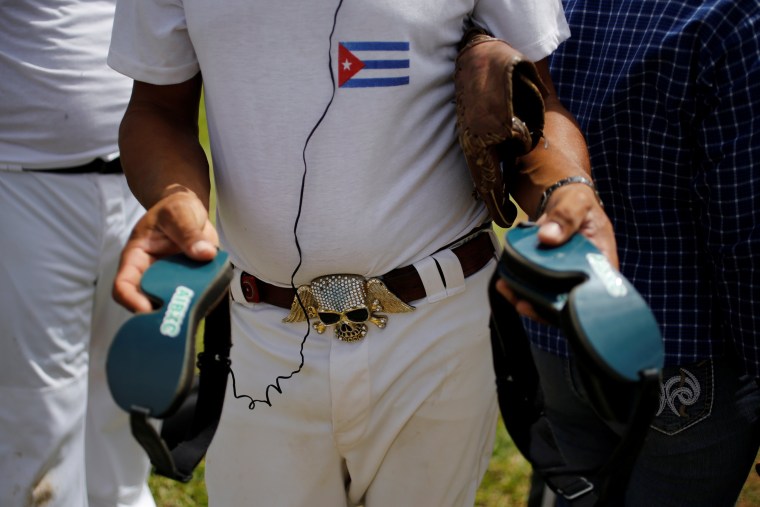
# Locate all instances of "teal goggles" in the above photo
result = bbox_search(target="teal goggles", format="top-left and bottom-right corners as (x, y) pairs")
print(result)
(107, 252), (232, 417)
(106, 252), (233, 482)
(498, 222), (664, 423)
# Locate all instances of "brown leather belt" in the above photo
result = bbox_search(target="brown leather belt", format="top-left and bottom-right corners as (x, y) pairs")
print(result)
(239, 231), (496, 308)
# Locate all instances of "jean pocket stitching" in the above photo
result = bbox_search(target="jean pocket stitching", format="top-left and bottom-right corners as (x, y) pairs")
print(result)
(651, 360), (714, 436)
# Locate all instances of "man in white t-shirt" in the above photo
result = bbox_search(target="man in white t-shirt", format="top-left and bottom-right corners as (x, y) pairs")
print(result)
(109, 1), (615, 505)
(0, 1), (154, 506)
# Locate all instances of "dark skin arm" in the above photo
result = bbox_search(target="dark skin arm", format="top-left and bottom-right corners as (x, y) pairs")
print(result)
(114, 73), (219, 312)
(499, 59), (618, 320)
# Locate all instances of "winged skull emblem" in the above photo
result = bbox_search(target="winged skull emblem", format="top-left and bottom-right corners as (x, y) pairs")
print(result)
(283, 274), (415, 341)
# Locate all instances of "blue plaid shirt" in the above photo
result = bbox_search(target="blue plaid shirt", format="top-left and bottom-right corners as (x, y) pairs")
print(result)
(526, 0), (760, 378)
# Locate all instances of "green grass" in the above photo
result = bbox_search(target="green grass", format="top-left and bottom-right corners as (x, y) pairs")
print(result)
(474, 420), (533, 506)
(145, 100), (760, 506)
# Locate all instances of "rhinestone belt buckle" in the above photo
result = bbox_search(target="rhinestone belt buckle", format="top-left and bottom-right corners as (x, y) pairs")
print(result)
(283, 274), (415, 342)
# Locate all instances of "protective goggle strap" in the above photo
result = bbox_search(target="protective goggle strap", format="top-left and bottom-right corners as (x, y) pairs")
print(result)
(592, 368), (660, 502)
(129, 295), (231, 483)
(489, 279), (598, 505)
(488, 274), (658, 506)
(530, 365), (659, 506)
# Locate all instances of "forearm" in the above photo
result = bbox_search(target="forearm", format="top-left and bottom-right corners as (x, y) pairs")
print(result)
(119, 73), (210, 210)
(511, 59), (594, 219)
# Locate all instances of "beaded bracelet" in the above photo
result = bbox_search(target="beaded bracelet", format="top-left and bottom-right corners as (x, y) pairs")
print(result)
(535, 176), (603, 217)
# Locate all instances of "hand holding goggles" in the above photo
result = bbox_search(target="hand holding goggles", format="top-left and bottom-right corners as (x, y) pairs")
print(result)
(106, 252), (233, 482)
(491, 222), (665, 505)
(499, 222), (664, 387)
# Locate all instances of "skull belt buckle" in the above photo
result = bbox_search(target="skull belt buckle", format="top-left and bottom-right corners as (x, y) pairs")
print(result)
(283, 274), (415, 342)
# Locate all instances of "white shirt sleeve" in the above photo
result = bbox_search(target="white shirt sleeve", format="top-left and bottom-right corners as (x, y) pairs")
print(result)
(108, 0), (199, 84)
(472, 0), (571, 61)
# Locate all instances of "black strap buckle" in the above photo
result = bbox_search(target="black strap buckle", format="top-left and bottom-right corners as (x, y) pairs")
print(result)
(556, 476), (595, 501)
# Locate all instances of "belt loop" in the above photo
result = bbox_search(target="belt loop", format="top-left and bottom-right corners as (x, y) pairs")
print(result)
(413, 257), (447, 303)
(412, 246), (467, 304)
(486, 227), (500, 253)
(229, 266), (248, 304)
(432, 249), (466, 296)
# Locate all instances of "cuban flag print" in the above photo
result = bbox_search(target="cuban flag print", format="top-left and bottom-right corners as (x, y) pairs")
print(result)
(338, 41), (410, 88)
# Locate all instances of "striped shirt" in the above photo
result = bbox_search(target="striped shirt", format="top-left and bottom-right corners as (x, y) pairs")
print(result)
(526, 0), (760, 378)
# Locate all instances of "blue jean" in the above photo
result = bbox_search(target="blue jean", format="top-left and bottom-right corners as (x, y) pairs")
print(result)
(530, 345), (760, 507)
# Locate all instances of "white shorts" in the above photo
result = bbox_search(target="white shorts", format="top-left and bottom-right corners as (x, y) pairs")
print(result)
(0, 170), (154, 507)
(206, 257), (499, 507)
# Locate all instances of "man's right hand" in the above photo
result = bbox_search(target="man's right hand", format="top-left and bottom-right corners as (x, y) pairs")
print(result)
(113, 187), (218, 313)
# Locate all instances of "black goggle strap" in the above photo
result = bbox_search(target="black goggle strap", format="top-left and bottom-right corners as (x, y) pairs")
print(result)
(488, 277), (659, 506)
(535, 368), (659, 506)
(487, 278), (598, 503)
(130, 295), (231, 483)
(591, 367), (660, 501)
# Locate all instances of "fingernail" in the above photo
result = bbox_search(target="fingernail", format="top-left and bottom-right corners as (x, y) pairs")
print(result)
(190, 240), (216, 257)
(540, 221), (562, 239)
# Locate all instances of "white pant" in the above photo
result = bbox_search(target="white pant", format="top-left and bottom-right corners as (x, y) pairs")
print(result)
(0, 171), (154, 507)
(206, 257), (499, 506)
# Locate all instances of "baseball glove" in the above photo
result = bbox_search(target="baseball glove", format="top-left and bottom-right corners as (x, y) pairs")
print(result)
(454, 29), (548, 228)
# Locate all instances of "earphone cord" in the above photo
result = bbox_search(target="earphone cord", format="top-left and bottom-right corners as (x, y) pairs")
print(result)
(230, 0), (345, 410)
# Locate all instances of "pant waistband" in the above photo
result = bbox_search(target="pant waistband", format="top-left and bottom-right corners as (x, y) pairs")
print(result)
(23, 158), (123, 174)
(237, 231), (496, 308)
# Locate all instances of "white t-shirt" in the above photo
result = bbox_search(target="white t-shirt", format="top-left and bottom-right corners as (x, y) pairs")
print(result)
(0, 0), (131, 170)
(109, 0), (570, 285)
